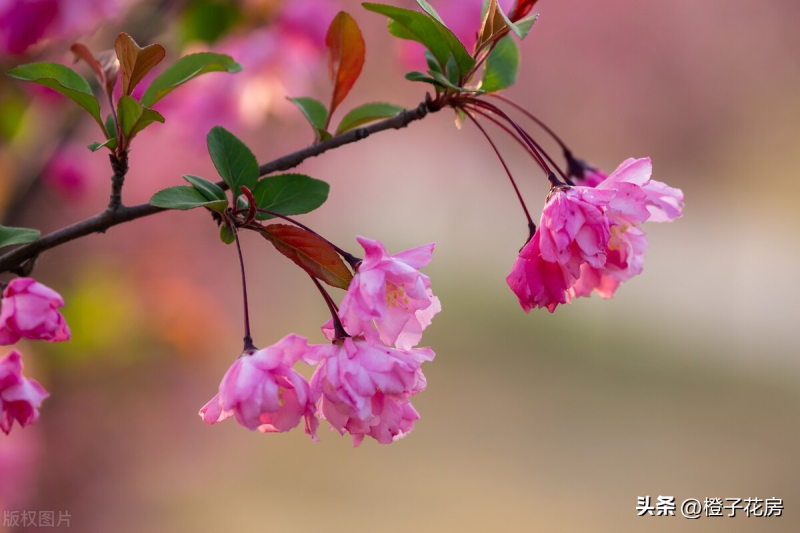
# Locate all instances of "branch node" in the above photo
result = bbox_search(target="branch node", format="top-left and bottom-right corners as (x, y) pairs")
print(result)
(10, 255), (38, 277)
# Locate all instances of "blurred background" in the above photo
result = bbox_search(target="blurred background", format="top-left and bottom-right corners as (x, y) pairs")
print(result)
(1, 0), (799, 531)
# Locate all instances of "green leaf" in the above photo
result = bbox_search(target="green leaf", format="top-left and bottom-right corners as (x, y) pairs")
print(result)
(88, 139), (117, 152)
(404, 71), (442, 86)
(415, 0), (444, 24)
(499, 10), (538, 39)
(336, 102), (404, 134)
(219, 225), (236, 245)
(424, 50), (442, 74)
(252, 174), (330, 220)
(117, 95), (165, 143)
(89, 113), (118, 152)
(363, 4), (452, 73)
(182, 175), (227, 203)
(104, 114), (116, 140)
(288, 97), (330, 142)
(7, 62), (103, 128)
(261, 224), (353, 289)
(140, 52), (242, 107)
(150, 185), (228, 211)
(481, 36), (519, 92)
(513, 14), (539, 39)
(0, 225), (40, 249)
(410, 0), (475, 79)
(445, 54), (459, 84)
(206, 126), (259, 194)
(428, 70), (485, 93)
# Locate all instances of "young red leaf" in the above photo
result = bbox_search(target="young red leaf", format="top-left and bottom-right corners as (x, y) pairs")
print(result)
(70, 44), (119, 96)
(114, 33), (166, 96)
(509, 0), (539, 22)
(476, 0), (510, 52)
(261, 224), (353, 290)
(325, 12), (366, 122)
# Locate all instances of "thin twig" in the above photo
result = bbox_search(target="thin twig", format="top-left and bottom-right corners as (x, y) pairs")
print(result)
(0, 100), (439, 274)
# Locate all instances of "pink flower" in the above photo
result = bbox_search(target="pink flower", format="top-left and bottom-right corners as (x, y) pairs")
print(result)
(538, 187), (615, 276)
(306, 336), (433, 446)
(569, 158), (684, 299)
(506, 186), (617, 312)
(0, 278), (70, 345)
(333, 237), (440, 350)
(0, 350), (49, 435)
(508, 157), (683, 310)
(569, 225), (648, 299)
(199, 334), (318, 439)
(350, 393), (420, 447)
(577, 167), (608, 188)
(506, 230), (575, 313)
(596, 158), (684, 223)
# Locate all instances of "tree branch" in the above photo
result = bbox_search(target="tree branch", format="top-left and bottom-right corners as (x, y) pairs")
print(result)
(0, 100), (439, 275)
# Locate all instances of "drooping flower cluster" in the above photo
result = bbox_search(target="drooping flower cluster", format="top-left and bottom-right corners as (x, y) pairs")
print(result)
(507, 158), (684, 312)
(0, 277), (70, 434)
(199, 237), (439, 446)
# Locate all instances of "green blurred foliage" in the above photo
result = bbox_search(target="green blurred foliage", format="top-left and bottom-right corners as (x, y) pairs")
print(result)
(179, 0), (244, 45)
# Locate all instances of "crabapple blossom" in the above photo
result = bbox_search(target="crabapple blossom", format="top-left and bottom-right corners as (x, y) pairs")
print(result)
(569, 158), (683, 299)
(199, 334), (318, 439)
(0, 351), (49, 435)
(569, 225), (649, 299)
(361, 392), (420, 445)
(0, 278), (70, 345)
(509, 157), (684, 309)
(596, 158), (684, 223)
(306, 336), (433, 445)
(506, 230), (576, 312)
(333, 236), (440, 350)
(537, 187), (616, 277)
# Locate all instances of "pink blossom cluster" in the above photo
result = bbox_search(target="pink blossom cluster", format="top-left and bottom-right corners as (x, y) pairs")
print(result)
(0, 0), (126, 56)
(507, 158), (684, 312)
(200, 237), (439, 446)
(0, 278), (70, 434)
